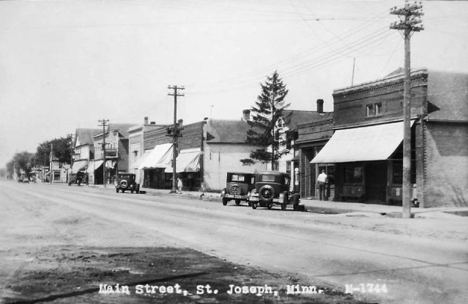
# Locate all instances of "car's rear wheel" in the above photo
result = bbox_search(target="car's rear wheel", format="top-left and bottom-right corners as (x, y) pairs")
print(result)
(235, 199), (241, 206)
(267, 203), (273, 210)
(251, 202), (257, 209)
(116, 188), (119, 193)
(131, 190), (134, 194)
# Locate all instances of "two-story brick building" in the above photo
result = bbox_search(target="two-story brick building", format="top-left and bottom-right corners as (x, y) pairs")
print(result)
(308, 69), (468, 208)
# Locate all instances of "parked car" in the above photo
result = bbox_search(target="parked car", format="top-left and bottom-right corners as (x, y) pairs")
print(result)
(248, 171), (301, 210)
(115, 173), (140, 194)
(221, 172), (255, 206)
(68, 172), (86, 186)
(18, 174), (29, 183)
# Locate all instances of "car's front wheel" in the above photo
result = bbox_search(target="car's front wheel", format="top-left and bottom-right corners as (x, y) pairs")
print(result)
(235, 199), (241, 206)
(222, 198), (228, 206)
(251, 202), (257, 209)
(116, 188), (119, 193)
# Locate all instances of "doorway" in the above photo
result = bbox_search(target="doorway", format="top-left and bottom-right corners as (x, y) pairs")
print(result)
(365, 161), (387, 204)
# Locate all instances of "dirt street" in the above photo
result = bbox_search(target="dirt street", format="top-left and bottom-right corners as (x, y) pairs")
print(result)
(2, 181), (468, 304)
(0, 181), (368, 304)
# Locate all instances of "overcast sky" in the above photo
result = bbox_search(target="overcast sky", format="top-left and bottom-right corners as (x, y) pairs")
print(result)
(1, 0), (467, 167)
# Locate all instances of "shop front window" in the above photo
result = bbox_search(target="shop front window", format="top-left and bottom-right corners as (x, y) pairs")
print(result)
(344, 163), (363, 184)
(392, 160), (416, 184)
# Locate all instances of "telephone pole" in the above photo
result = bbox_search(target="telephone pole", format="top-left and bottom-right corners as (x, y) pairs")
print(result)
(67, 133), (74, 184)
(390, 1), (423, 218)
(50, 143), (53, 184)
(168, 85), (184, 193)
(98, 119), (109, 188)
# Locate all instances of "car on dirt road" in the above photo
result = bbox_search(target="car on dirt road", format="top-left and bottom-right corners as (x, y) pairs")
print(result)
(221, 172), (255, 206)
(68, 172), (86, 186)
(18, 174), (29, 183)
(248, 171), (301, 210)
(115, 173), (140, 194)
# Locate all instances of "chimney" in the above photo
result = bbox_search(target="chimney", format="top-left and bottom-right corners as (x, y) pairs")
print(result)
(242, 109), (251, 121)
(316, 99), (324, 114)
(144, 117), (148, 125)
(178, 119), (183, 128)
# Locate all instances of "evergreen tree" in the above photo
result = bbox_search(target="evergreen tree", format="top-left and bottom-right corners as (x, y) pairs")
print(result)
(242, 71), (290, 170)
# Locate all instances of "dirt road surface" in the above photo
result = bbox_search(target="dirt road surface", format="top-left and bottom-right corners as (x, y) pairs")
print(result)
(1, 181), (467, 304)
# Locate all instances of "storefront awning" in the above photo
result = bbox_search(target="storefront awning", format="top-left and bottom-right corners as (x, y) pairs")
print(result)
(86, 160), (104, 173)
(165, 148), (200, 173)
(311, 121), (414, 163)
(71, 160), (88, 173)
(139, 143), (173, 170)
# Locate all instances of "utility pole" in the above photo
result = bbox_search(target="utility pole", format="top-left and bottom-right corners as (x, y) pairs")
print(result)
(98, 119), (109, 188)
(390, 1), (423, 218)
(50, 143), (53, 184)
(168, 85), (184, 193)
(68, 133), (73, 184)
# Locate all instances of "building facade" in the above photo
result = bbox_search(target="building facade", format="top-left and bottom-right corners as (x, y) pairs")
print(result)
(308, 69), (468, 208)
(93, 123), (137, 185)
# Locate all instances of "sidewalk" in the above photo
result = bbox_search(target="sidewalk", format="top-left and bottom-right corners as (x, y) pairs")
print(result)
(138, 187), (468, 219)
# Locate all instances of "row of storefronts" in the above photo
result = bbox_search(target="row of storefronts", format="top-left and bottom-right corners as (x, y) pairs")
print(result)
(69, 69), (467, 208)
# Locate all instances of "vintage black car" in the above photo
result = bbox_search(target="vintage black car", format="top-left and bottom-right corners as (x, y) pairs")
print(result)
(18, 174), (29, 183)
(68, 172), (86, 186)
(115, 173), (140, 194)
(248, 171), (300, 210)
(221, 172), (255, 206)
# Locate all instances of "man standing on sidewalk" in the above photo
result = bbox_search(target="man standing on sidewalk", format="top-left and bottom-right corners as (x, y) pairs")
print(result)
(316, 170), (327, 201)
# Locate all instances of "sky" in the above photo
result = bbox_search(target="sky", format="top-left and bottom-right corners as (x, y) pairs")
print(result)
(1, 0), (467, 167)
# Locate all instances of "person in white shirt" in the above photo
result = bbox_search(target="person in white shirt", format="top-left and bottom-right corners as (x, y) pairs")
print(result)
(316, 170), (328, 201)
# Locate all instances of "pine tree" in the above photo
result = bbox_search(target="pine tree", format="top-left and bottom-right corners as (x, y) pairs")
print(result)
(242, 71), (290, 170)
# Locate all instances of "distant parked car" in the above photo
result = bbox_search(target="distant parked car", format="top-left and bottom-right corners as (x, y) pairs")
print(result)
(68, 172), (86, 186)
(18, 174), (29, 183)
(248, 171), (301, 210)
(221, 172), (255, 206)
(115, 173), (140, 194)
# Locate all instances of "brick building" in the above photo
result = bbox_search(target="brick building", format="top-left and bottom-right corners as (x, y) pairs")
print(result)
(306, 69), (468, 208)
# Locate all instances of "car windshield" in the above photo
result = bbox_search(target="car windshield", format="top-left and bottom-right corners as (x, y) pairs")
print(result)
(120, 175), (132, 179)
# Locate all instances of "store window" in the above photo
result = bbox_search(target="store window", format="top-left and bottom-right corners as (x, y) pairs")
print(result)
(392, 160), (416, 184)
(344, 163), (363, 184)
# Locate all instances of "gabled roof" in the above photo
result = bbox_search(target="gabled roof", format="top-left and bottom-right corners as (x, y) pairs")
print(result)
(108, 123), (139, 138)
(282, 110), (333, 129)
(205, 119), (251, 144)
(75, 128), (100, 147)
